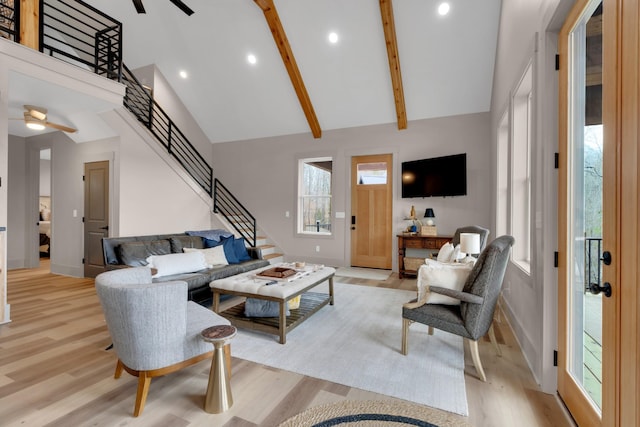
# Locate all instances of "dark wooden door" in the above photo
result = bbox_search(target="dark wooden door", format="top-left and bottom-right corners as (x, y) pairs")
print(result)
(83, 161), (109, 278)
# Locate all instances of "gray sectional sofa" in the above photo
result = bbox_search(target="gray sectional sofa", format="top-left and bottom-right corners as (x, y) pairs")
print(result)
(101, 232), (270, 302)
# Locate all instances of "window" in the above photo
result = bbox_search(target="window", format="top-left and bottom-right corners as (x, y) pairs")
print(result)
(510, 63), (533, 272)
(496, 110), (509, 238)
(298, 157), (332, 235)
(357, 162), (387, 185)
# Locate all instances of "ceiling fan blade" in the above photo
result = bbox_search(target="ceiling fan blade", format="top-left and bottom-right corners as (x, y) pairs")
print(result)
(132, 0), (146, 13)
(45, 122), (77, 133)
(169, 0), (194, 16)
(24, 104), (47, 121)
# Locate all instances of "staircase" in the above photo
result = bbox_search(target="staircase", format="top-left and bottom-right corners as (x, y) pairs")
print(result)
(255, 235), (284, 265)
(12, 0), (285, 261)
(214, 211), (284, 264)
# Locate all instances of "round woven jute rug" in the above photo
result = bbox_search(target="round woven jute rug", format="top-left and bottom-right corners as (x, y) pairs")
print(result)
(277, 400), (471, 427)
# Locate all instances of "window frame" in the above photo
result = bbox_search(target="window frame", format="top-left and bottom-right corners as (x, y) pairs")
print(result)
(510, 61), (534, 273)
(296, 156), (333, 236)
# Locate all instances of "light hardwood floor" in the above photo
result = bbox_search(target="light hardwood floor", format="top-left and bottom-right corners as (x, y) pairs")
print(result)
(0, 261), (575, 426)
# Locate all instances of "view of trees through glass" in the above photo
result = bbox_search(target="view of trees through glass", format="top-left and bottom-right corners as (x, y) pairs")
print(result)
(584, 125), (603, 238)
(299, 159), (332, 234)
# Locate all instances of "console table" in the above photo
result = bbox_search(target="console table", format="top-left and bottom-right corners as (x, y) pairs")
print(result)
(397, 234), (452, 278)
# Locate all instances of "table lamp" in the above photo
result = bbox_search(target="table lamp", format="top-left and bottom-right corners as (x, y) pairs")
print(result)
(424, 208), (435, 226)
(460, 233), (481, 263)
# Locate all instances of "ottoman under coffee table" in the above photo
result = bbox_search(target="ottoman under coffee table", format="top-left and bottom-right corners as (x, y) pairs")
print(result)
(210, 264), (335, 344)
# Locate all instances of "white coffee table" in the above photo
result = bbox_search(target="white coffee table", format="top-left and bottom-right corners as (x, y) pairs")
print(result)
(210, 264), (335, 344)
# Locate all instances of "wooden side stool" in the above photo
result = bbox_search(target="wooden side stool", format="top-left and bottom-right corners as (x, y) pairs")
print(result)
(201, 325), (237, 413)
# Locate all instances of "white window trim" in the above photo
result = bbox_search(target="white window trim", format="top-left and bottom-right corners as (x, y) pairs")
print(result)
(297, 156), (333, 236)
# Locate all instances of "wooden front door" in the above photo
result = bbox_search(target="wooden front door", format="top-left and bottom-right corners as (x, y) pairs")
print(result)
(350, 154), (392, 269)
(83, 161), (109, 278)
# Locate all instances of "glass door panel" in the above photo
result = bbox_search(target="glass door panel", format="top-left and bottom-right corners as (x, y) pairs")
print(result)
(560, 1), (605, 423)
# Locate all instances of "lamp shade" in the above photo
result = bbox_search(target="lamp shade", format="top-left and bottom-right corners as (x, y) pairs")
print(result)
(460, 233), (481, 255)
(424, 208), (435, 218)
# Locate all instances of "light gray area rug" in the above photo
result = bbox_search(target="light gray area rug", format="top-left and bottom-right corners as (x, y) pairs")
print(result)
(335, 266), (392, 281)
(231, 282), (469, 416)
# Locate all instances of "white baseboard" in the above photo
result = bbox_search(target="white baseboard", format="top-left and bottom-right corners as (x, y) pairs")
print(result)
(50, 264), (83, 278)
(499, 296), (543, 388)
(1, 304), (10, 324)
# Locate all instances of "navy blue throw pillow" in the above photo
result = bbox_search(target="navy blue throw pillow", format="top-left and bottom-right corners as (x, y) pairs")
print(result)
(203, 237), (223, 248)
(234, 238), (252, 262)
(220, 236), (239, 264)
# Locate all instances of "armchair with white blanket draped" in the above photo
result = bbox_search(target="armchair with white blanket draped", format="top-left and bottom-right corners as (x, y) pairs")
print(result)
(401, 235), (514, 382)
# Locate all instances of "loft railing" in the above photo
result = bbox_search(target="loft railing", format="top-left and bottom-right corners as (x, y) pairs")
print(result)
(41, 0), (122, 80)
(121, 65), (213, 195)
(214, 179), (257, 247)
(0, 0), (18, 41)
(585, 237), (602, 294)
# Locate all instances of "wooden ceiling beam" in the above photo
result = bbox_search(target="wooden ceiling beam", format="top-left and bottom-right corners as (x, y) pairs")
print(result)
(254, 0), (322, 138)
(379, 0), (407, 130)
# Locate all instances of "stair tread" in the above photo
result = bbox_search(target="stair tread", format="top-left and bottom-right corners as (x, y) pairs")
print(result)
(264, 253), (283, 260)
(258, 244), (275, 249)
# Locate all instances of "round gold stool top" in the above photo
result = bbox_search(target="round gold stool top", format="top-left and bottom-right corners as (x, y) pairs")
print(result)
(201, 324), (237, 345)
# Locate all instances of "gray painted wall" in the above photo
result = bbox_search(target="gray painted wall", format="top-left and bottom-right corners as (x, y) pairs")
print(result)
(211, 112), (492, 270)
(5, 110), (216, 276)
(7, 135), (28, 268)
(489, 0), (574, 392)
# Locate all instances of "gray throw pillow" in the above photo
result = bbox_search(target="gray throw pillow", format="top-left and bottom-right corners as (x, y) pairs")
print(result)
(244, 298), (290, 317)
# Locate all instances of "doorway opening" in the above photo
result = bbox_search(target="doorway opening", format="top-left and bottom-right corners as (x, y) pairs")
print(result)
(38, 148), (52, 267)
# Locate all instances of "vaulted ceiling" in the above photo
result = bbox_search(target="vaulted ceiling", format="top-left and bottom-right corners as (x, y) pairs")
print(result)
(12, 0), (502, 144)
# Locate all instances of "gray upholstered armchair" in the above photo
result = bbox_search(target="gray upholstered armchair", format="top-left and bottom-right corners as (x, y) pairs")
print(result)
(452, 225), (490, 255)
(95, 267), (231, 416)
(401, 235), (514, 382)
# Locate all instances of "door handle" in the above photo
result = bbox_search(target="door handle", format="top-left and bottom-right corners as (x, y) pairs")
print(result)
(589, 282), (612, 298)
(601, 251), (612, 265)
(100, 226), (109, 230)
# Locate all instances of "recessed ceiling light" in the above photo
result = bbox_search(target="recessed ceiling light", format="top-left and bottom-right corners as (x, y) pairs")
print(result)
(247, 54), (257, 65)
(328, 32), (339, 44)
(438, 2), (450, 16)
(179, 70), (188, 79)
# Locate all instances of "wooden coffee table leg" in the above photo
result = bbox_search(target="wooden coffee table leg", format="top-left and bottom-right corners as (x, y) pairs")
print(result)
(329, 276), (334, 305)
(213, 292), (220, 313)
(279, 301), (287, 344)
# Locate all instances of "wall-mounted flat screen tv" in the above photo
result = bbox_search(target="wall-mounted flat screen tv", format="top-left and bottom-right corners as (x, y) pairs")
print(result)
(401, 153), (467, 198)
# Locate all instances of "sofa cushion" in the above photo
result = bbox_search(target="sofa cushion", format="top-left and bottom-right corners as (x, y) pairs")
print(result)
(146, 252), (209, 278)
(183, 246), (229, 266)
(170, 235), (205, 253)
(117, 240), (171, 266)
(152, 259), (270, 290)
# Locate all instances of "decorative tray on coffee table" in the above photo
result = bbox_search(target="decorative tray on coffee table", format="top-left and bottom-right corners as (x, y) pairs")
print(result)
(256, 267), (297, 279)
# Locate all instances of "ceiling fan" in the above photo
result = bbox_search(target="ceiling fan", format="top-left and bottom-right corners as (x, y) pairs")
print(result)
(10, 105), (77, 133)
(132, 0), (194, 16)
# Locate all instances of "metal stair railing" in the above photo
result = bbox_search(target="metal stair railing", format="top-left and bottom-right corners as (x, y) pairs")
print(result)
(214, 179), (257, 247)
(0, 0), (19, 41)
(121, 64), (213, 195)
